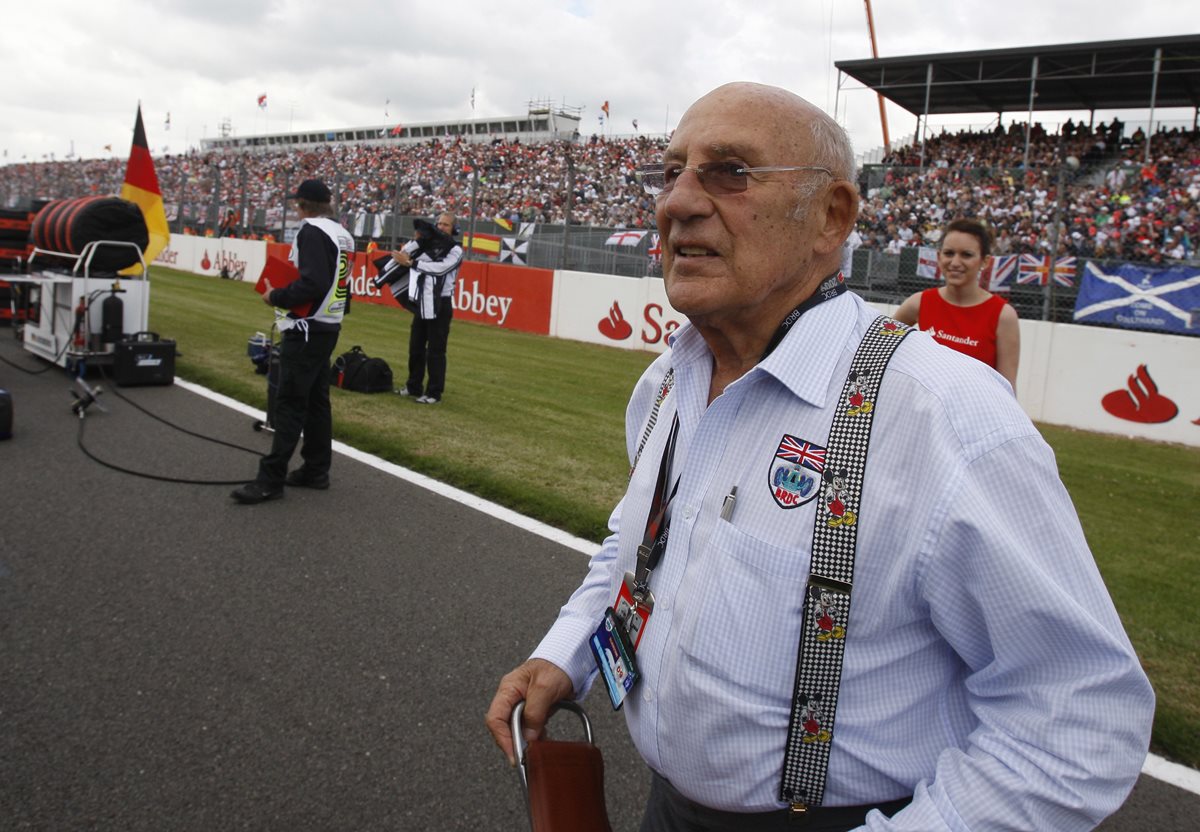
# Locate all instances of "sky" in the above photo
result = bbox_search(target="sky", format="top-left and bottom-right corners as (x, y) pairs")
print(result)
(1, 0), (1193, 165)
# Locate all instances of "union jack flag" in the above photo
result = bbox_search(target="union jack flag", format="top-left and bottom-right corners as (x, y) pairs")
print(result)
(775, 435), (826, 473)
(984, 255), (1018, 291)
(647, 233), (662, 264)
(1018, 255), (1076, 287)
(1052, 256), (1076, 286)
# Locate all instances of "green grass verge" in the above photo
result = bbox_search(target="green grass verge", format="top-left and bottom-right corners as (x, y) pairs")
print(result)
(149, 267), (1200, 769)
(1039, 424), (1200, 769)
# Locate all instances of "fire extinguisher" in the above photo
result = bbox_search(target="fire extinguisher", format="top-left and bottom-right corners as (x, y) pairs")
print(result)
(73, 295), (87, 350)
(101, 282), (125, 344)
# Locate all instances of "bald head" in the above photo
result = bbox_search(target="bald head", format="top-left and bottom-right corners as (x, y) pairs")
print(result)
(655, 82), (861, 336)
(683, 83), (856, 182)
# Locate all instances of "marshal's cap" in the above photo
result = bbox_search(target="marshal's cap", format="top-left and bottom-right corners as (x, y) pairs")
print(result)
(288, 179), (332, 203)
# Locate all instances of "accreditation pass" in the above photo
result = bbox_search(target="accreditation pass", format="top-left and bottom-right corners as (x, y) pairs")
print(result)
(589, 607), (639, 710)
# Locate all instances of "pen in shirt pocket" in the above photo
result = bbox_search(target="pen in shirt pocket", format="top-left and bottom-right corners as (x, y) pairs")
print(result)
(720, 486), (738, 522)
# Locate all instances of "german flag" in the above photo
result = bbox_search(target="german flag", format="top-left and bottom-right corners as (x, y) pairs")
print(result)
(120, 105), (169, 270)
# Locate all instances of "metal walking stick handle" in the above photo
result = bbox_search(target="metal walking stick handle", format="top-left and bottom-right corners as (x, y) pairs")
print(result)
(511, 699), (594, 791)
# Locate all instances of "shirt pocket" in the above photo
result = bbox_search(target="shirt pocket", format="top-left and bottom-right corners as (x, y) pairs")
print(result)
(677, 519), (810, 702)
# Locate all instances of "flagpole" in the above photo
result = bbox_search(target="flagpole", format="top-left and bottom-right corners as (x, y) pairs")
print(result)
(1044, 158), (1067, 322)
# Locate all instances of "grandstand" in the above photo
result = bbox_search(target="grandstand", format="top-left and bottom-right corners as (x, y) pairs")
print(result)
(200, 100), (584, 152)
(1, 35), (1197, 324)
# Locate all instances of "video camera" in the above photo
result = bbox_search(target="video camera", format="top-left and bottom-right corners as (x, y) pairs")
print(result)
(371, 218), (456, 289)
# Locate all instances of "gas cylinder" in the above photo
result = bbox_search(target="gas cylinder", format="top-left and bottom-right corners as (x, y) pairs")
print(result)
(73, 296), (87, 349)
(101, 283), (124, 344)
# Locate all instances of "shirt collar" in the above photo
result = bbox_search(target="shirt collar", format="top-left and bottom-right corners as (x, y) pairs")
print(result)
(668, 291), (858, 410)
(759, 291), (857, 408)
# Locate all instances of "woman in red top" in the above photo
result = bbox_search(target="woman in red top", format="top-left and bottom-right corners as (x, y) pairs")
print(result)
(894, 218), (1020, 389)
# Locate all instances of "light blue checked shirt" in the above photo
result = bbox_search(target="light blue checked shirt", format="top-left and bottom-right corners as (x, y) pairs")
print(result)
(532, 290), (1154, 829)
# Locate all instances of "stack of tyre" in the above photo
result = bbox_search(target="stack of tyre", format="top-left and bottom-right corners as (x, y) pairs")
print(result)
(0, 206), (35, 324)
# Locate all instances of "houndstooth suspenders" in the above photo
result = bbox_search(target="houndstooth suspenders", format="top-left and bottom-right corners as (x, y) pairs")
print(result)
(779, 316), (912, 814)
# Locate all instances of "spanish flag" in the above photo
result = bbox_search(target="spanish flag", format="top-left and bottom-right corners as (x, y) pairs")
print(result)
(462, 232), (502, 257)
(120, 105), (169, 270)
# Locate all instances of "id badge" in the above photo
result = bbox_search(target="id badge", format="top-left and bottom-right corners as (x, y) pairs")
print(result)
(613, 571), (653, 651)
(589, 607), (640, 710)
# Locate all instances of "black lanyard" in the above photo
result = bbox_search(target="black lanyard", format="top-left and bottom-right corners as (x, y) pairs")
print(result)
(633, 416), (680, 598)
(632, 270), (847, 600)
(759, 271), (846, 361)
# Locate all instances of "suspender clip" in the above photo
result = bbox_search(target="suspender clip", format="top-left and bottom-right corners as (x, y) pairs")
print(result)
(808, 573), (852, 595)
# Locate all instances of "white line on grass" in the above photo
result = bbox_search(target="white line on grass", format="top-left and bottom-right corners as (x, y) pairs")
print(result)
(179, 378), (1200, 798)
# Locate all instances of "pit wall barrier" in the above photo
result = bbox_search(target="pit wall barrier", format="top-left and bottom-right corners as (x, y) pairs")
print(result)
(154, 233), (266, 283)
(164, 235), (1200, 447)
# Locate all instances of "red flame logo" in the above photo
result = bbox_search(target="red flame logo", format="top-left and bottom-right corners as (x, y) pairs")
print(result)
(200, 250), (211, 270)
(1100, 364), (1179, 424)
(598, 301), (633, 341)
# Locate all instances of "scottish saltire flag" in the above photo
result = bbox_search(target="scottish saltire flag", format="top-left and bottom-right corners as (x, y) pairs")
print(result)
(916, 246), (939, 279)
(1074, 262), (1200, 335)
(984, 255), (1018, 291)
(1018, 255), (1076, 287)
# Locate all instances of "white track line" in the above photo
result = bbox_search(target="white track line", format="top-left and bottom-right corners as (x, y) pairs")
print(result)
(180, 378), (1200, 797)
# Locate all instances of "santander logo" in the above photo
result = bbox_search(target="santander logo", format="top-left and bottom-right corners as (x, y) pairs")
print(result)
(1101, 364), (1178, 424)
(598, 302), (633, 341)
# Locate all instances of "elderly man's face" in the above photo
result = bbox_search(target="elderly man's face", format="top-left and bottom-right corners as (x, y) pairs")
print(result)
(656, 87), (826, 327)
(436, 214), (455, 235)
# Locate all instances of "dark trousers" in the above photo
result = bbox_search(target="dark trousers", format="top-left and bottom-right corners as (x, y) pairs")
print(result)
(639, 774), (909, 832)
(256, 328), (339, 487)
(405, 299), (452, 399)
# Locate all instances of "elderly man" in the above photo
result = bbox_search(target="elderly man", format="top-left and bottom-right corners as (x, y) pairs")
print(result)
(486, 83), (1152, 831)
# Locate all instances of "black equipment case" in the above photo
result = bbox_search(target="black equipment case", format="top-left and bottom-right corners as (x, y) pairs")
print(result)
(114, 332), (176, 386)
(0, 387), (12, 439)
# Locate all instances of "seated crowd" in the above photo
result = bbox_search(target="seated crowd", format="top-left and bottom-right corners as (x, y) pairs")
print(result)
(2, 123), (1197, 263)
(863, 122), (1199, 264)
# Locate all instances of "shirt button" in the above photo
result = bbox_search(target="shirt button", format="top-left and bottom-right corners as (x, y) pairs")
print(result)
(643, 689), (654, 703)
(682, 506), (694, 521)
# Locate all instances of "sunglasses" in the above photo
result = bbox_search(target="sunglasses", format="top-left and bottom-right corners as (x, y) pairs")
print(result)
(636, 162), (834, 196)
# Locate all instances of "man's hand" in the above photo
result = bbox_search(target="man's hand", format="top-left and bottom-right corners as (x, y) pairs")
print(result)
(392, 250), (413, 267)
(485, 658), (573, 767)
(261, 279), (275, 306)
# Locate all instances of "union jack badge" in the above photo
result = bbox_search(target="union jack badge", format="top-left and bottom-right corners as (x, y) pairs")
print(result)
(769, 435), (826, 509)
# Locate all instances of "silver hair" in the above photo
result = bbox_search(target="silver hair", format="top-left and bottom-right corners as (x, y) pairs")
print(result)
(807, 114), (856, 181)
(790, 112), (856, 222)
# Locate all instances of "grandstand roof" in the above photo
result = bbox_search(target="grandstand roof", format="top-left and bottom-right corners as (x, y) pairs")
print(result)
(835, 35), (1200, 116)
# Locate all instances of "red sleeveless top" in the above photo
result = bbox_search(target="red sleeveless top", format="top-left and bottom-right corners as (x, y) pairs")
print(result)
(917, 288), (1007, 369)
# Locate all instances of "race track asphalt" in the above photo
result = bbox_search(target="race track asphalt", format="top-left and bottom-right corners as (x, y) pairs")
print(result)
(0, 331), (1195, 831)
